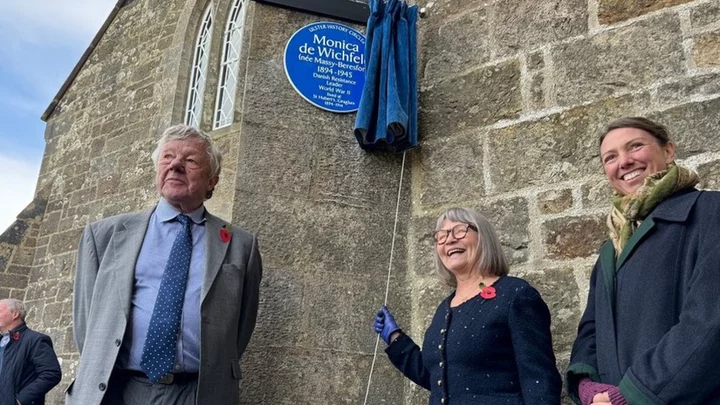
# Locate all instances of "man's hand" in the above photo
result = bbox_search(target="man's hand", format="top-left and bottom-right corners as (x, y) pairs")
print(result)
(591, 392), (611, 405)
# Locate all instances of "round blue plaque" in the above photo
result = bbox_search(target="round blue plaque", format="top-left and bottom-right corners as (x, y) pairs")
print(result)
(284, 22), (366, 113)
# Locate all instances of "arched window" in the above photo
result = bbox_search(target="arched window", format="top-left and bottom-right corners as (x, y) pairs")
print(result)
(185, 3), (214, 128)
(213, 0), (247, 129)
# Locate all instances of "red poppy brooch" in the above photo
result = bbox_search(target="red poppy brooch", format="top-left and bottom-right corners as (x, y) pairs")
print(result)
(12, 331), (20, 341)
(479, 283), (497, 300)
(220, 225), (232, 243)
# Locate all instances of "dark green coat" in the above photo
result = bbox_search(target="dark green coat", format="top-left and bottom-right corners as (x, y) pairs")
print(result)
(567, 189), (720, 404)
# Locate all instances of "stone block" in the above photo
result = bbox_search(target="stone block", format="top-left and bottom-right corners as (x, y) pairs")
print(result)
(240, 349), (404, 404)
(487, 94), (647, 193)
(419, 59), (522, 140)
(422, 8), (491, 82)
(42, 302), (64, 328)
(232, 193), (309, 269)
(250, 267), (305, 348)
(56, 280), (73, 302)
(47, 228), (84, 257)
(247, 4), (318, 63)
(599, 0), (693, 25)
(300, 271), (409, 354)
(479, 197), (531, 264)
(26, 280), (59, 301)
(552, 14), (683, 107)
(529, 73), (545, 110)
(696, 159), (720, 190)
(309, 133), (406, 212)
(537, 188), (573, 214)
(235, 122), (313, 198)
(10, 247), (34, 267)
(492, 0), (587, 57)
(0, 273), (29, 290)
(693, 31), (720, 68)
(423, 0), (487, 21)
(233, 192), (408, 277)
(653, 73), (720, 107)
(649, 97), (720, 156)
(408, 214), (439, 277)
(544, 214), (606, 259)
(416, 132), (484, 208)
(690, 1), (720, 30)
(581, 177), (614, 209)
(302, 203), (409, 277)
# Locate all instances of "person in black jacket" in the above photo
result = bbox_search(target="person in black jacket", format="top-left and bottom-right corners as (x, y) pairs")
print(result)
(567, 117), (720, 405)
(0, 299), (61, 405)
(374, 207), (561, 404)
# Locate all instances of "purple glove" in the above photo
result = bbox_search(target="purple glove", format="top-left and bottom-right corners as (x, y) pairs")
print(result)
(374, 305), (401, 344)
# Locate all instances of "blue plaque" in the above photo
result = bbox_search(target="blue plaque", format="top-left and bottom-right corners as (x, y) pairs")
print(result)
(284, 22), (366, 113)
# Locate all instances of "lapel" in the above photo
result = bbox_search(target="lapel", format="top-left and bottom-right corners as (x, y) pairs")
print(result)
(615, 217), (656, 270)
(599, 240), (616, 310)
(202, 212), (231, 303)
(113, 209), (154, 319)
(615, 188), (700, 270)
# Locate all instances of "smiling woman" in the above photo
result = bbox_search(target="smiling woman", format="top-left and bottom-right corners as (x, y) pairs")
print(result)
(373, 207), (562, 405)
(566, 117), (720, 405)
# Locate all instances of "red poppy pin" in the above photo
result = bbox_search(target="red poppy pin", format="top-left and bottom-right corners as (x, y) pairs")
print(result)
(12, 332), (20, 341)
(480, 285), (497, 300)
(220, 225), (232, 243)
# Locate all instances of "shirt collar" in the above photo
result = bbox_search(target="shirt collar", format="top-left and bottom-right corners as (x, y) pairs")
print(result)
(157, 198), (206, 225)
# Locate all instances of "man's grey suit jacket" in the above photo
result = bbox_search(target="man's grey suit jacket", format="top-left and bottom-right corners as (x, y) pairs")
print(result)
(65, 207), (262, 405)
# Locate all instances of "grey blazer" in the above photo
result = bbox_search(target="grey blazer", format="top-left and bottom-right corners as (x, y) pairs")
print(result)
(65, 207), (262, 405)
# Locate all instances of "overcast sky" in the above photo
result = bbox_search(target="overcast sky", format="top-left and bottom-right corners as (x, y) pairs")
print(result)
(0, 0), (116, 233)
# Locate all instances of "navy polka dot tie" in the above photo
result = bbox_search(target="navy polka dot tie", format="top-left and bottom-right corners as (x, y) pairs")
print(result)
(140, 214), (193, 382)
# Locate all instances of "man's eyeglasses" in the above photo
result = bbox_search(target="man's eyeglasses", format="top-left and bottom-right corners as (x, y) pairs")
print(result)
(433, 224), (478, 244)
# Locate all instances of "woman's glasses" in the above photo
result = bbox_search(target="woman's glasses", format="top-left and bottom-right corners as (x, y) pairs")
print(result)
(433, 224), (478, 245)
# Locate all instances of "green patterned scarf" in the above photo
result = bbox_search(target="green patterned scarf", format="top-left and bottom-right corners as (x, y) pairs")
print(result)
(607, 163), (699, 255)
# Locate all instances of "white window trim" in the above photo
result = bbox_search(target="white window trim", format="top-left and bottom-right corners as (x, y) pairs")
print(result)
(185, 3), (214, 128)
(213, 0), (247, 129)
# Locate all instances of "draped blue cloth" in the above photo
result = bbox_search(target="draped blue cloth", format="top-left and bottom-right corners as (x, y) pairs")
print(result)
(354, 0), (418, 152)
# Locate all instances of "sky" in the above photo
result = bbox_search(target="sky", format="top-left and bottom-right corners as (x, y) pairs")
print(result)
(0, 0), (116, 233)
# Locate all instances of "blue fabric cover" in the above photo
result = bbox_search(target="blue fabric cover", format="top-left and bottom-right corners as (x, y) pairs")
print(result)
(354, 0), (418, 152)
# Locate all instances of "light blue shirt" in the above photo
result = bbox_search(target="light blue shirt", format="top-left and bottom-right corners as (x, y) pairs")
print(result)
(117, 199), (206, 373)
(0, 333), (8, 377)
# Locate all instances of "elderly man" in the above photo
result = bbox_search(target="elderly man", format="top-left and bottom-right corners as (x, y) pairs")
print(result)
(0, 299), (62, 405)
(66, 125), (262, 405)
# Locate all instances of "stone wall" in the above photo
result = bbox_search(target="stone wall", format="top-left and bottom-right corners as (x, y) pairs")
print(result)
(1, 0), (719, 403)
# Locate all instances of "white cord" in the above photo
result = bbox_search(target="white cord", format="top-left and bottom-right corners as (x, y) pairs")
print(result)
(362, 150), (407, 405)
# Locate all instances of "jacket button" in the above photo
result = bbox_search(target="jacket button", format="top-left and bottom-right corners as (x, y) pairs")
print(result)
(441, 399), (445, 404)
(437, 380), (442, 387)
(99, 383), (107, 391)
(115, 339), (122, 347)
(439, 362), (443, 368)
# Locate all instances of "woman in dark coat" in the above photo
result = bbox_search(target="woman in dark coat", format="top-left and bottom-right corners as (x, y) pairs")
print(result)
(374, 207), (561, 405)
(567, 117), (720, 405)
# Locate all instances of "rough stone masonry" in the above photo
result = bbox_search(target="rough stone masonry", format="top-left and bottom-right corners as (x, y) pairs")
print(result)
(1, 0), (720, 403)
